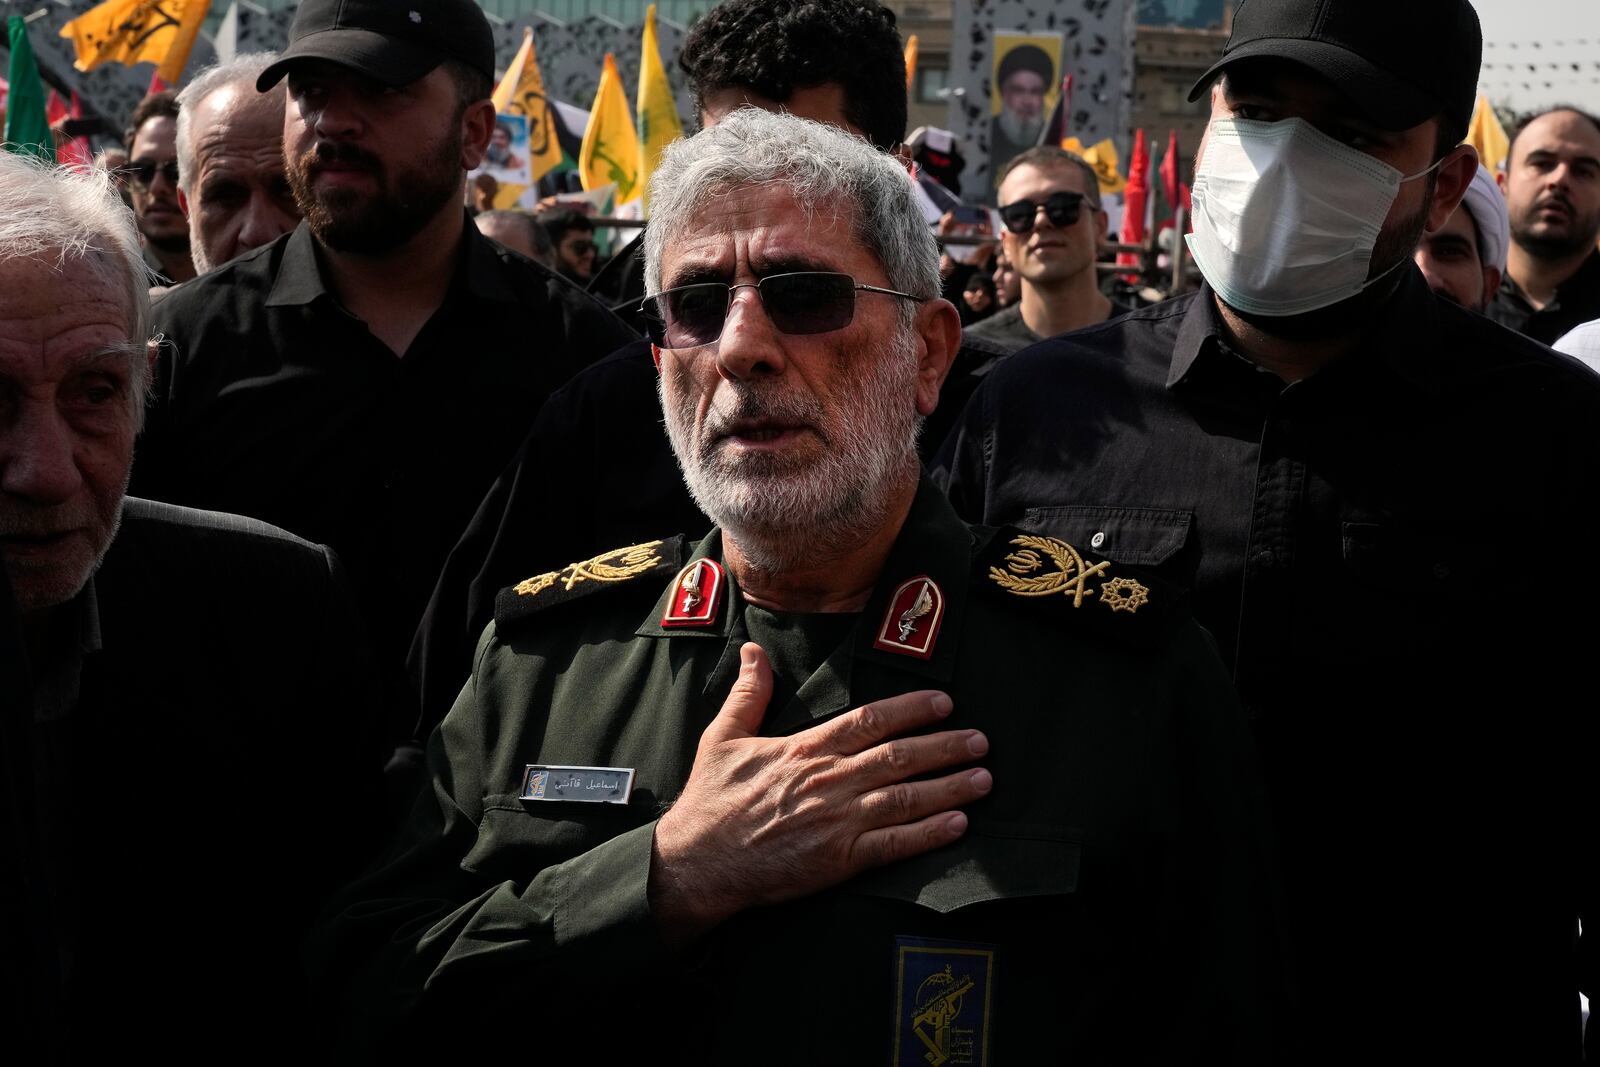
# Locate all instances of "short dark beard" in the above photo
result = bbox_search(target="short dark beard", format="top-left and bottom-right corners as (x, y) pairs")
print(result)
(144, 230), (191, 255)
(1512, 216), (1600, 261)
(289, 124), (464, 255)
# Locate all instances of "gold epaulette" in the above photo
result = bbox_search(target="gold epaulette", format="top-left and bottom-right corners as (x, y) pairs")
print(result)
(495, 536), (687, 627)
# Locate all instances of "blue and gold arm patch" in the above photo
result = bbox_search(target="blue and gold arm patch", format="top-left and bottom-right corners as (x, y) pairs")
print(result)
(495, 535), (687, 627)
(971, 527), (1187, 645)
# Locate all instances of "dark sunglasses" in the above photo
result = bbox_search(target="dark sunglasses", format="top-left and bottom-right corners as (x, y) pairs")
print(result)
(998, 191), (1086, 234)
(639, 271), (922, 350)
(122, 160), (180, 189)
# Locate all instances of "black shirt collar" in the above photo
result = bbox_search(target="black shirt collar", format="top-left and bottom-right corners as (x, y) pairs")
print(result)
(265, 213), (529, 310)
(1500, 248), (1600, 314)
(1168, 268), (1444, 397)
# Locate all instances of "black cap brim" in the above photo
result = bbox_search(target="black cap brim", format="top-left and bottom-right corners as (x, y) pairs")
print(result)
(1186, 38), (1439, 132)
(256, 28), (443, 92)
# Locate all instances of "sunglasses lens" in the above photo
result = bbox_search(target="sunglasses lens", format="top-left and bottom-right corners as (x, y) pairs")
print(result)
(1044, 193), (1083, 227)
(999, 201), (1036, 234)
(761, 273), (856, 335)
(128, 161), (178, 188)
(653, 284), (729, 348)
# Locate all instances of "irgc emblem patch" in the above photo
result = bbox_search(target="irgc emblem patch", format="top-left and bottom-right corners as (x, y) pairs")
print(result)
(892, 936), (995, 1066)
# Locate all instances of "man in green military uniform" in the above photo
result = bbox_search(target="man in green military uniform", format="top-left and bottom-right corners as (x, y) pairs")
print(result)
(317, 110), (1280, 1062)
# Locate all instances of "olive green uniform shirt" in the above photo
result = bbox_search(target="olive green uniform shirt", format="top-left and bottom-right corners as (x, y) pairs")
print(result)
(318, 481), (1280, 1063)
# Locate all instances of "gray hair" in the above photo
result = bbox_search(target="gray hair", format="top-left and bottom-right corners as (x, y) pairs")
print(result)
(176, 52), (282, 194)
(643, 108), (940, 304)
(0, 152), (151, 392)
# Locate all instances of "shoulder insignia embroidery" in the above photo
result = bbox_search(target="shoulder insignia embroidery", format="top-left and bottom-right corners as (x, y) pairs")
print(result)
(496, 536), (685, 628)
(975, 531), (1180, 643)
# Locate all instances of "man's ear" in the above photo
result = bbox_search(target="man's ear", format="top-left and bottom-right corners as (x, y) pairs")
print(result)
(176, 187), (191, 220)
(1483, 265), (1504, 306)
(1427, 143), (1480, 233)
(460, 98), (498, 171)
(650, 343), (662, 371)
(914, 298), (962, 417)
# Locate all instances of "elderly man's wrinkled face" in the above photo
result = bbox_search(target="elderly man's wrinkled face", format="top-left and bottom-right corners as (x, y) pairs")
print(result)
(0, 254), (141, 613)
(1415, 204), (1499, 312)
(182, 84), (300, 274)
(655, 184), (932, 562)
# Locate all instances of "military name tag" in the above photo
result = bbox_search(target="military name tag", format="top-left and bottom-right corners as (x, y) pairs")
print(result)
(520, 765), (635, 804)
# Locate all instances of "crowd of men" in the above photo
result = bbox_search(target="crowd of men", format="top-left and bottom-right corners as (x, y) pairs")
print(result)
(3, 0), (1599, 1061)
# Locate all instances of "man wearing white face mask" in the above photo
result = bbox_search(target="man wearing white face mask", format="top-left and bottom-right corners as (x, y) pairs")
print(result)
(936, 1), (1600, 1061)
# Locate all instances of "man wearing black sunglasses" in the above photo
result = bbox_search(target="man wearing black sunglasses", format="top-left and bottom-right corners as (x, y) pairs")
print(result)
(965, 146), (1119, 356)
(315, 107), (1278, 1061)
(123, 91), (195, 285)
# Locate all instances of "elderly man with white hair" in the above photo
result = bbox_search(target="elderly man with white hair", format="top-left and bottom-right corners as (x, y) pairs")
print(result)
(313, 108), (1279, 1062)
(1414, 163), (1510, 313)
(0, 153), (382, 1057)
(174, 52), (301, 274)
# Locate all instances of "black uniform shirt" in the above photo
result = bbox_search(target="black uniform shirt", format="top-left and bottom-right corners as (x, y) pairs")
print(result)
(1488, 248), (1600, 345)
(132, 219), (637, 711)
(935, 267), (1600, 1062)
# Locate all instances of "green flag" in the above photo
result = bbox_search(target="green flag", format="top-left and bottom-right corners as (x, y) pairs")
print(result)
(6, 17), (56, 162)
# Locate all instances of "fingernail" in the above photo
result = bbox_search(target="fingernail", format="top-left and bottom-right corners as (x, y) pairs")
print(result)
(966, 731), (988, 757)
(945, 811), (969, 835)
(931, 693), (953, 716)
(969, 768), (993, 794)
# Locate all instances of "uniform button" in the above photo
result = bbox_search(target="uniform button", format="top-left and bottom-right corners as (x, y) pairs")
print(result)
(1256, 548), (1277, 567)
(1090, 531), (1106, 549)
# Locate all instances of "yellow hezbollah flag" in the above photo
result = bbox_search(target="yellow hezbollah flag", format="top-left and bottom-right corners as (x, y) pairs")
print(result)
(59, 0), (209, 85)
(580, 53), (640, 205)
(1062, 136), (1127, 196)
(492, 28), (561, 182)
(636, 5), (683, 210)
(1467, 93), (1510, 176)
(904, 34), (918, 94)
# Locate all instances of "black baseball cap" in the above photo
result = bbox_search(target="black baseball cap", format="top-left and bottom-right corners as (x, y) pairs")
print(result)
(256, 0), (496, 92)
(1187, 0), (1482, 134)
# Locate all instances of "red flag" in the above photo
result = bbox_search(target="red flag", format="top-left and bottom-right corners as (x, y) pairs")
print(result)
(1118, 129), (1150, 279)
(148, 71), (167, 95)
(43, 89), (92, 169)
(1158, 128), (1192, 226)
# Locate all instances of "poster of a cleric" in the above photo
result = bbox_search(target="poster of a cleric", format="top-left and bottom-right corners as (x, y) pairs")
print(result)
(471, 113), (535, 208)
(989, 32), (1064, 189)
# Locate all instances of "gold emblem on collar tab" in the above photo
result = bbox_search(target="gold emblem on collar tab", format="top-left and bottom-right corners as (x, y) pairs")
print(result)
(662, 558), (725, 627)
(875, 575), (945, 659)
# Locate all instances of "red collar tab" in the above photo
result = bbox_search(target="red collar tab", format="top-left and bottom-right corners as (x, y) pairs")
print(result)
(873, 575), (945, 659)
(661, 558), (725, 628)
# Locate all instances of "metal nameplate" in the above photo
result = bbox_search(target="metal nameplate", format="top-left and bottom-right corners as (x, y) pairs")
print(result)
(520, 764), (635, 804)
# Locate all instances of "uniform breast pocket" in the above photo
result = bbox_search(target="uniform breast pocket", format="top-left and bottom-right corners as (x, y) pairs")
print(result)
(844, 826), (1082, 912)
(462, 793), (654, 880)
(1018, 504), (1193, 568)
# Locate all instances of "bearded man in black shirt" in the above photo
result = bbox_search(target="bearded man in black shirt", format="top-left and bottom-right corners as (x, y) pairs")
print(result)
(937, 1), (1600, 1061)
(132, 0), (635, 738)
